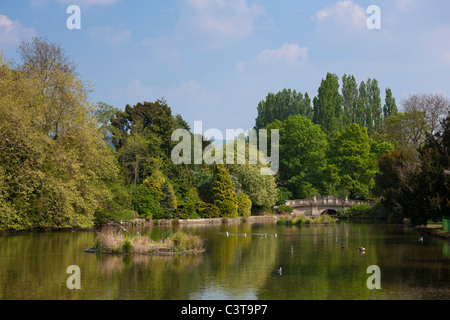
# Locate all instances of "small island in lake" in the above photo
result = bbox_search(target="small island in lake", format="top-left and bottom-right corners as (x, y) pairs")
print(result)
(85, 228), (205, 255)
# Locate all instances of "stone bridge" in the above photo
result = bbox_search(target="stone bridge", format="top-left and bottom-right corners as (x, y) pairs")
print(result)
(284, 196), (374, 216)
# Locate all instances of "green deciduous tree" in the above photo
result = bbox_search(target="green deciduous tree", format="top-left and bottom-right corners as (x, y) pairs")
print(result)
(0, 39), (118, 230)
(328, 124), (377, 199)
(129, 185), (163, 219)
(266, 115), (328, 199)
(381, 111), (429, 151)
(224, 140), (278, 208)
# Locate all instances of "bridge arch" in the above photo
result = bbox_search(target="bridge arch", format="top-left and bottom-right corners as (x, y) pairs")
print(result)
(320, 209), (338, 216)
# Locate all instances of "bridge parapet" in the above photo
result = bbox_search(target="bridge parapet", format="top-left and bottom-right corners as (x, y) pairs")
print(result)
(284, 196), (374, 216)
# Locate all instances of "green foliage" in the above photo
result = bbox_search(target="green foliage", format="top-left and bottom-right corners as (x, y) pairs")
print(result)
(277, 204), (293, 214)
(266, 115), (328, 199)
(255, 88), (313, 130)
(378, 114), (449, 226)
(175, 204), (198, 220)
(143, 169), (166, 199)
(159, 178), (178, 219)
(237, 192), (252, 217)
(276, 187), (293, 205)
(122, 236), (133, 253)
(338, 204), (374, 218)
(210, 165), (238, 218)
(313, 73), (344, 138)
(129, 185), (163, 219)
(196, 202), (220, 218)
(328, 124), (377, 199)
(383, 88), (398, 119)
(225, 140), (278, 208)
(0, 40), (119, 231)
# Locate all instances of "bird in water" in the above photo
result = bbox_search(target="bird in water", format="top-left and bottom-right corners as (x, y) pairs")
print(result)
(356, 246), (366, 252)
(341, 242), (345, 249)
(277, 267), (282, 275)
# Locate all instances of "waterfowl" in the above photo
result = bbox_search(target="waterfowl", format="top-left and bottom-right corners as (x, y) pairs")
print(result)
(277, 267), (282, 275)
(419, 237), (424, 242)
(341, 242), (345, 249)
(356, 246), (366, 251)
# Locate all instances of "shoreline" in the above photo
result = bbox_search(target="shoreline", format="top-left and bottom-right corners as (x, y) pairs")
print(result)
(416, 225), (450, 240)
(84, 247), (206, 256)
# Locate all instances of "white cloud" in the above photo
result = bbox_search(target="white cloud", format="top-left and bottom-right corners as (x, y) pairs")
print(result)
(30, 0), (120, 8)
(178, 0), (264, 47)
(314, 0), (366, 30)
(0, 14), (36, 47)
(257, 43), (309, 65)
(57, 0), (120, 7)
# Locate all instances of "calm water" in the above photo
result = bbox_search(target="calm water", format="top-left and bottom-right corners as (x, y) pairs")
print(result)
(1, 221), (449, 300)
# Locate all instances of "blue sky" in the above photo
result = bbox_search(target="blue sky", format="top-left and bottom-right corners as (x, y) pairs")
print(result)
(1, 0), (449, 137)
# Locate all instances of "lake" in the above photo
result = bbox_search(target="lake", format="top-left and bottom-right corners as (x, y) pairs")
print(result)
(1, 220), (449, 300)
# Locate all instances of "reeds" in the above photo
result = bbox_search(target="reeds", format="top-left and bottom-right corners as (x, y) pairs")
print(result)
(93, 228), (204, 254)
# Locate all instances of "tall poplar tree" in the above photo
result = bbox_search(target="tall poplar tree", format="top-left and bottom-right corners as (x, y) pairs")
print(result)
(313, 73), (343, 138)
(255, 89), (312, 130)
(366, 78), (382, 135)
(383, 88), (398, 119)
(342, 74), (359, 126)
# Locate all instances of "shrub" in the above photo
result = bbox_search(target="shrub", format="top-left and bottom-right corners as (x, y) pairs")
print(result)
(129, 185), (164, 219)
(210, 165), (238, 218)
(197, 202), (220, 218)
(278, 204), (293, 214)
(169, 232), (204, 252)
(237, 192), (252, 217)
(122, 237), (133, 253)
(175, 204), (198, 220)
(338, 204), (373, 218)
